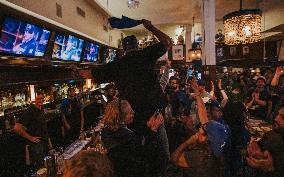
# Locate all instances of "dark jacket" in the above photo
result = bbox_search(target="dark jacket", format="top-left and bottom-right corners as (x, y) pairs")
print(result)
(92, 43), (167, 133)
(258, 127), (284, 177)
(102, 126), (162, 177)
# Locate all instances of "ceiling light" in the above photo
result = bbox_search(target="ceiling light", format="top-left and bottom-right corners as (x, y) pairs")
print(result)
(223, 0), (262, 45)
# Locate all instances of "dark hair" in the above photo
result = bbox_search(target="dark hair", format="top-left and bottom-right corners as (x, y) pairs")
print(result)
(122, 35), (138, 50)
(105, 83), (116, 91)
(169, 76), (180, 84)
(222, 101), (247, 127)
(182, 108), (191, 116)
(63, 150), (116, 177)
(205, 100), (221, 109)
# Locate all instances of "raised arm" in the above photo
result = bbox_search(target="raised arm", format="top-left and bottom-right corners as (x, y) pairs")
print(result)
(142, 19), (172, 50)
(218, 79), (228, 108)
(190, 78), (209, 125)
(271, 66), (284, 87)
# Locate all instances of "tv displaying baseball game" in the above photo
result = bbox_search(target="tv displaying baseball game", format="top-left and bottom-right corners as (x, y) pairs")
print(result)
(83, 41), (100, 62)
(52, 33), (84, 61)
(0, 17), (51, 57)
(102, 48), (117, 63)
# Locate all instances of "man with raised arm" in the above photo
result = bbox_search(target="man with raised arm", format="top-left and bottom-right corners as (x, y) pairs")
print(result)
(79, 19), (172, 177)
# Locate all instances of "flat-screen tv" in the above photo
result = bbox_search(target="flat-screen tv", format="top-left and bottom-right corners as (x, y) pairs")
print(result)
(52, 33), (84, 61)
(103, 48), (117, 63)
(83, 41), (100, 62)
(0, 17), (51, 57)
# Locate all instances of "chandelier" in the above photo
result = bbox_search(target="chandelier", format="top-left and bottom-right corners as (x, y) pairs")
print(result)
(223, 0), (262, 45)
(127, 0), (140, 9)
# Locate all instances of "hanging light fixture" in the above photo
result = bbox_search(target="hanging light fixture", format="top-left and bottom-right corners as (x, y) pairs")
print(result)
(188, 16), (202, 62)
(223, 0), (262, 45)
(127, 0), (140, 9)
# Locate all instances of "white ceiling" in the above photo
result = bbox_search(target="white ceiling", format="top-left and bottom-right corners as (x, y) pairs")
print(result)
(94, 0), (284, 40)
(95, 0), (262, 24)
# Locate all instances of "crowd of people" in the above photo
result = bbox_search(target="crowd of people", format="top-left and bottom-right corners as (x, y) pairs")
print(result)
(64, 64), (284, 177)
(10, 18), (284, 177)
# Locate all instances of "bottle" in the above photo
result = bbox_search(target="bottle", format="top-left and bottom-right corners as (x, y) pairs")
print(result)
(2, 92), (8, 109)
(4, 118), (10, 130)
(7, 92), (13, 108)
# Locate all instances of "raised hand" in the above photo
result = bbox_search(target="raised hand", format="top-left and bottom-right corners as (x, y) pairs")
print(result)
(247, 138), (261, 156)
(29, 136), (41, 143)
(275, 66), (284, 76)
(246, 150), (274, 172)
(165, 58), (172, 67)
(210, 81), (215, 91)
(147, 113), (164, 132)
(142, 19), (153, 29)
(190, 77), (199, 94)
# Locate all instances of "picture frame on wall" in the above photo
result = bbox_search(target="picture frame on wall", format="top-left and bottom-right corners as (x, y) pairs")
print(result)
(172, 45), (184, 60)
(216, 47), (223, 57)
(242, 46), (249, 56)
(230, 47), (237, 57)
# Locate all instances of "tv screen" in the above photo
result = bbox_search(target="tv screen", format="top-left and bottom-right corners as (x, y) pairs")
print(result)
(52, 33), (84, 61)
(0, 17), (51, 57)
(83, 41), (99, 62)
(103, 48), (117, 63)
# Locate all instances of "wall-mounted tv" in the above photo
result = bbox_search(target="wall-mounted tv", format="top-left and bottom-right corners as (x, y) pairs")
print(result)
(52, 33), (84, 61)
(0, 16), (51, 57)
(103, 48), (117, 63)
(83, 41), (100, 62)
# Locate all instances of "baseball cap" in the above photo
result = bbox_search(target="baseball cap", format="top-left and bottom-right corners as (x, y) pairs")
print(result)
(204, 120), (230, 157)
(205, 100), (221, 109)
(256, 76), (266, 83)
(25, 24), (35, 34)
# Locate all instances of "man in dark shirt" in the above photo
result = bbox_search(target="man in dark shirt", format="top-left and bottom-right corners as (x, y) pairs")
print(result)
(79, 19), (171, 130)
(61, 87), (84, 145)
(246, 76), (271, 121)
(13, 92), (49, 169)
(246, 105), (284, 177)
(79, 19), (172, 176)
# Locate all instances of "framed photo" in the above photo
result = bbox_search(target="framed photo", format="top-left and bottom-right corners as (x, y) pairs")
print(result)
(242, 46), (249, 56)
(216, 47), (223, 57)
(230, 47), (237, 57)
(172, 45), (184, 60)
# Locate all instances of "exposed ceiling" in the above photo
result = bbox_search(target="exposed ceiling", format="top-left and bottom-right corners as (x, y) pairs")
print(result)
(94, 0), (284, 40)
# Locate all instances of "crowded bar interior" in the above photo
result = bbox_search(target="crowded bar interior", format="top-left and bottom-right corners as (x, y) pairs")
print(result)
(0, 0), (284, 177)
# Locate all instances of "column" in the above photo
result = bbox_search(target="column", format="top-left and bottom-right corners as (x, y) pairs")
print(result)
(185, 24), (192, 62)
(202, 0), (216, 65)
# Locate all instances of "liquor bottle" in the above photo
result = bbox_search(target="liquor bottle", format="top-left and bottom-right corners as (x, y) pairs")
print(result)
(2, 92), (8, 109)
(7, 92), (13, 108)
